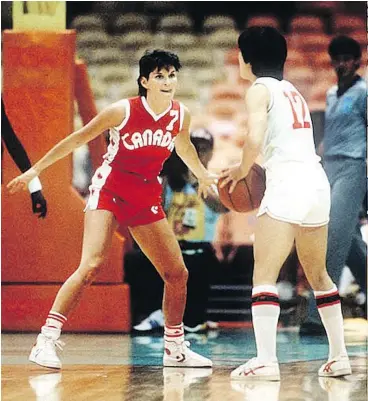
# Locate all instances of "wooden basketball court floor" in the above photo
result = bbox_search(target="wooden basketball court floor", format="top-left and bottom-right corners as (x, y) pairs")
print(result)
(2, 328), (367, 401)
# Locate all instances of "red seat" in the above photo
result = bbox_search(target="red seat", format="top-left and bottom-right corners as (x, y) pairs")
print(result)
(290, 15), (326, 33)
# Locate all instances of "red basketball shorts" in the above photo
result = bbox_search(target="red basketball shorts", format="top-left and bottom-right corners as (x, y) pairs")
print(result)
(84, 187), (166, 227)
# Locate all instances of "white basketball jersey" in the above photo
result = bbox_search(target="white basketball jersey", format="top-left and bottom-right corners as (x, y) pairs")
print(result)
(253, 77), (320, 169)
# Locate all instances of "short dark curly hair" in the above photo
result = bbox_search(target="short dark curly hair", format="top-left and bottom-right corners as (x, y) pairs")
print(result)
(328, 35), (361, 60)
(137, 49), (182, 97)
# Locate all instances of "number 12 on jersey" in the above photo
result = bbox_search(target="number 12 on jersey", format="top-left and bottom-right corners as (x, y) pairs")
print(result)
(283, 91), (311, 130)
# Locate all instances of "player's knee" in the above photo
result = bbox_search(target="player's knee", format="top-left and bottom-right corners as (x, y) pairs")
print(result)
(163, 266), (188, 286)
(79, 255), (105, 285)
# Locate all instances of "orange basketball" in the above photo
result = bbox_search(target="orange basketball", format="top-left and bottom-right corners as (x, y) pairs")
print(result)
(217, 164), (266, 213)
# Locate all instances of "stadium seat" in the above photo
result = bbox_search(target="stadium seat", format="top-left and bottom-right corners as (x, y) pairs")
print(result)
(71, 14), (105, 32)
(290, 15), (326, 33)
(115, 32), (153, 51)
(166, 33), (198, 51)
(195, 68), (225, 87)
(203, 15), (237, 34)
(334, 15), (365, 35)
(206, 29), (239, 49)
(88, 48), (123, 66)
(284, 48), (307, 68)
(98, 65), (132, 84)
(246, 15), (281, 30)
(76, 31), (110, 50)
(113, 13), (151, 34)
(298, 33), (331, 54)
(157, 14), (193, 33)
(179, 49), (214, 68)
(313, 52), (332, 69)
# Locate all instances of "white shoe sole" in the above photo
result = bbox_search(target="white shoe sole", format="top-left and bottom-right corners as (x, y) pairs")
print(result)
(318, 368), (352, 377)
(163, 359), (212, 368)
(29, 355), (61, 370)
(231, 374), (280, 381)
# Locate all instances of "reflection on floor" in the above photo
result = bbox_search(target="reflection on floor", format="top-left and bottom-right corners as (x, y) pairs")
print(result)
(2, 328), (367, 401)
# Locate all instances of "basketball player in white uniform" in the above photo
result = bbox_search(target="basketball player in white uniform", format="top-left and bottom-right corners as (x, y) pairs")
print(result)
(221, 27), (351, 380)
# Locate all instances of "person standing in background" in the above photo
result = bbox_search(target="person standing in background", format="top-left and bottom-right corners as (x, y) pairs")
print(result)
(130, 128), (227, 333)
(2, 98), (47, 218)
(300, 36), (367, 335)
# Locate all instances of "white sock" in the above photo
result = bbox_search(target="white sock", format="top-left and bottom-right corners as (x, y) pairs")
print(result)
(315, 285), (347, 359)
(252, 285), (280, 363)
(41, 310), (67, 340)
(164, 323), (184, 350)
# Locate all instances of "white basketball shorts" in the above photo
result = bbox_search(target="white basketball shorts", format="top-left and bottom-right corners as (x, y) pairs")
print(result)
(257, 163), (330, 227)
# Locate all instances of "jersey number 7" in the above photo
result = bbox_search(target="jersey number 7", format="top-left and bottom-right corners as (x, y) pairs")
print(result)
(283, 91), (311, 129)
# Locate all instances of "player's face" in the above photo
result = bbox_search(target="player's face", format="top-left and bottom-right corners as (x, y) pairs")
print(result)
(331, 54), (359, 79)
(142, 67), (178, 99)
(238, 52), (253, 80)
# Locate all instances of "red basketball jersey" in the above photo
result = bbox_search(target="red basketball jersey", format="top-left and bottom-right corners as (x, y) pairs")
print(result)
(104, 96), (184, 179)
(89, 96), (184, 208)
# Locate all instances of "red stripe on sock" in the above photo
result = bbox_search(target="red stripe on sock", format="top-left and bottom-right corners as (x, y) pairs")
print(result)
(252, 301), (280, 307)
(49, 312), (67, 321)
(48, 315), (66, 324)
(45, 326), (59, 329)
(165, 324), (183, 330)
(317, 300), (341, 308)
(164, 333), (184, 338)
(252, 292), (279, 298)
(316, 290), (339, 300)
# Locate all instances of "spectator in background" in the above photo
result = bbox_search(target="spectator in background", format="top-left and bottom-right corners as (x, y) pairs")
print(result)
(129, 128), (227, 333)
(300, 36), (367, 335)
(2, 98), (47, 218)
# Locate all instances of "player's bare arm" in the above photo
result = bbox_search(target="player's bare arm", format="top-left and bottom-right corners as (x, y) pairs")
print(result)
(175, 105), (218, 198)
(220, 84), (269, 193)
(7, 102), (126, 194)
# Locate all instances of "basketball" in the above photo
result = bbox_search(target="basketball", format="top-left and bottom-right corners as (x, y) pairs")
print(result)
(217, 164), (266, 213)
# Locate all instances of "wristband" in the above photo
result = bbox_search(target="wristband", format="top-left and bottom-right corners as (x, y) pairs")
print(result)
(28, 177), (42, 193)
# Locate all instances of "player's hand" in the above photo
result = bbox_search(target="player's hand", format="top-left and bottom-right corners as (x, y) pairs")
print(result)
(197, 171), (219, 199)
(6, 168), (38, 194)
(31, 190), (48, 218)
(220, 165), (247, 194)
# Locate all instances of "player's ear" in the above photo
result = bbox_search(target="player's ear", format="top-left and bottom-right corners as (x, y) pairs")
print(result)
(140, 76), (149, 90)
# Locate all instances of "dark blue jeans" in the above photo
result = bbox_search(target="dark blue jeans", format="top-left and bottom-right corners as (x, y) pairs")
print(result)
(306, 157), (367, 324)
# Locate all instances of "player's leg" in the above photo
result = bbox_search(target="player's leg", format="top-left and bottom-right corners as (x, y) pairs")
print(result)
(303, 160), (367, 331)
(29, 209), (118, 369)
(129, 218), (212, 368)
(295, 224), (351, 377)
(231, 213), (295, 380)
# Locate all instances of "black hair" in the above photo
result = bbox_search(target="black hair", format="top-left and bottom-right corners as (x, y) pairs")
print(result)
(137, 49), (182, 97)
(190, 128), (214, 151)
(238, 26), (287, 80)
(328, 35), (361, 60)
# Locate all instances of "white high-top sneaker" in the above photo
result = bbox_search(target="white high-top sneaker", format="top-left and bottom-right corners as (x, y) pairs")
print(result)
(318, 355), (352, 377)
(29, 333), (64, 369)
(231, 358), (280, 381)
(163, 340), (212, 368)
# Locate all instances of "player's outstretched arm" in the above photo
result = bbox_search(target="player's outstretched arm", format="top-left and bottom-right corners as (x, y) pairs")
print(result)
(220, 84), (269, 193)
(175, 106), (218, 198)
(7, 103), (125, 194)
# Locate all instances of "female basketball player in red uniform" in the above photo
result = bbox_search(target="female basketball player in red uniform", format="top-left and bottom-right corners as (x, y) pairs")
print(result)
(7, 50), (214, 369)
(221, 27), (351, 380)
